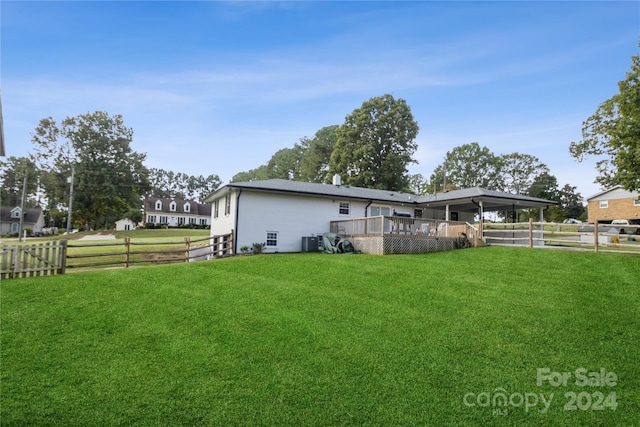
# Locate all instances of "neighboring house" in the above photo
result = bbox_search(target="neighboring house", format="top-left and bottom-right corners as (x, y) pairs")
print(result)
(586, 185), (640, 224)
(142, 198), (211, 228)
(115, 218), (137, 231)
(204, 177), (555, 254)
(0, 206), (45, 236)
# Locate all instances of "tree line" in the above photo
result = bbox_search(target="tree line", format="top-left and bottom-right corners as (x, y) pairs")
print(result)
(1, 112), (221, 231)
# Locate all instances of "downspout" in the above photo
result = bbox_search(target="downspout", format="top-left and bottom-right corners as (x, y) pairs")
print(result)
(234, 189), (242, 254)
(364, 200), (373, 217)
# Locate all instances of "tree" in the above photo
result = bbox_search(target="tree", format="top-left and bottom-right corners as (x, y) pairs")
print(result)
(430, 143), (503, 191)
(570, 52), (640, 191)
(31, 111), (150, 230)
(328, 94), (419, 191)
(231, 165), (274, 183)
(558, 184), (586, 220)
(0, 156), (39, 207)
(407, 173), (431, 195)
(148, 168), (221, 202)
(299, 125), (338, 183)
(499, 152), (549, 194)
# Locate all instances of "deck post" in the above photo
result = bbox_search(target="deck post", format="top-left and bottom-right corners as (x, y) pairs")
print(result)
(529, 218), (533, 248)
(594, 222), (599, 253)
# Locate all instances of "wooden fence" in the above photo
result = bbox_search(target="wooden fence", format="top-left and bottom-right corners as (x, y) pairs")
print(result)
(483, 220), (640, 253)
(0, 241), (66, 279)
(1, 232), (234, 279)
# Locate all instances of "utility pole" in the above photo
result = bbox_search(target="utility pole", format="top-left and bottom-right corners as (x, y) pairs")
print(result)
(18, 170), (28, 241)
(66, 166), (75, 233)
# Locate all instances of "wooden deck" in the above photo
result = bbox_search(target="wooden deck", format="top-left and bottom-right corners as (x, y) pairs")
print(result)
(330, 216), (480, 255)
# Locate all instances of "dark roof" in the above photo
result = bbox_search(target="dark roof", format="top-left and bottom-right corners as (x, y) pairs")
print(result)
(0, 206), (44, 223)
(205, 179), (556, 212)
(143, 198), (211, 216)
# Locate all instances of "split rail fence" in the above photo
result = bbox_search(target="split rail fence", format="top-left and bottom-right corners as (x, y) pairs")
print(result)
(1, 232), (233, 279)
(482, 220), (640, 254)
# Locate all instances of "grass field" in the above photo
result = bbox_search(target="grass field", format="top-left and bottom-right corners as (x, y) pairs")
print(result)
(1, 247), (638, 425)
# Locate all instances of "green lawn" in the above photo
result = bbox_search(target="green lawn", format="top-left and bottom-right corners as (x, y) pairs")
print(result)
(1, 247), (638, 425)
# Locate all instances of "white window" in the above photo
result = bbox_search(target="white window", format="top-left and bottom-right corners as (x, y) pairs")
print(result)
(11, 208), (21, 218)
(370, 206), (390, 216)
(200, 218), (207, 226)
(599, 200), (608, 208)
(339, 202), (350, 215)
(214, 200), (219, 218)
(266, 232), (278, 248)
(170, 202), (176, 212)
(11, 223), (19, 232)
(155, 200), (162, 210)
(225, 194), (231, 216)
(147, 215), (156, 223)
(178, 217), (185, 225)
(159, 216), (168, 223)
(189, 217), (197, 225)
(184, 202), (190, 212)
(634, 198), (640, 207)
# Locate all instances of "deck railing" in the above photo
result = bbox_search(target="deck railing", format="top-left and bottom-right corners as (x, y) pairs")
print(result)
(330, 216), (474, 240)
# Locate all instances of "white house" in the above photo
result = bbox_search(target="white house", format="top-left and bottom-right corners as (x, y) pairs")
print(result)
(204, 177), (555, 254)
(115, 218), (137, 231)
(143, 198), (211, 228)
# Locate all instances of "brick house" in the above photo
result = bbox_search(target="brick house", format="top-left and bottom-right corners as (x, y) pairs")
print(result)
(586, 185), (640, 224)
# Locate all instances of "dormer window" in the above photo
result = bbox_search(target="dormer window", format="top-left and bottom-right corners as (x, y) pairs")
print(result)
(155, 200), (162, 211)
(184, 202), (190, 213)
(11, 208), (21, 218)
(170, 201), (177, 212)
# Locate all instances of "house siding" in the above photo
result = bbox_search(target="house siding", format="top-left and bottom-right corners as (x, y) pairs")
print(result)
(587, 187), (640, 223)
(235, 191), (370, 253)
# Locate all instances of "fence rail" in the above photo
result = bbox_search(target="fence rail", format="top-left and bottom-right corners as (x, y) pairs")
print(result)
(1, 232), (234, 279)
(483, 220), (640, 253)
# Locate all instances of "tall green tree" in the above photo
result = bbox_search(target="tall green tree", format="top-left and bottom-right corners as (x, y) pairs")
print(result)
(148, 168), (221, 202)
(0, 156), (39, 207)
(499, 152), (549, 194)
(430, 143), (503, 191)
(31, 111), (149, 230)
(299, 125), (338, 183)
(569, 52), (640, 191)
(328, 94), (419, 191)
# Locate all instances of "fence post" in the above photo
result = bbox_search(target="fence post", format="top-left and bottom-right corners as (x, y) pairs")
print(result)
(59, 240), (68, 275)
(230, 229), (234, 255)
(529, 218), (533, 248)
(184, 237), (190, 262)
(125, 237), (130, 268)
(594, 222), (599, 253)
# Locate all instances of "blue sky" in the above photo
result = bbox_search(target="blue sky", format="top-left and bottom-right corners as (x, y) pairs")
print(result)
(2, 1), (638, 199)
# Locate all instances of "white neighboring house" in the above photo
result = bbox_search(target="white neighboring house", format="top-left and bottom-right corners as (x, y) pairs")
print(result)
(115, 218), (137, 231)
(143, 197), (211, 228)
(204, 177), (555, 254)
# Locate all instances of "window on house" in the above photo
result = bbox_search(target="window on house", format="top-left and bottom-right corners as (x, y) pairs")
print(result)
(147, 215), (156, 223)
(225, 194), (231, 215)
(339, 202), (350, 215)
(11, 223), (19, 232)
(170, 202), (177, 212)
(11, 209), (21, 218)
(184, 203), (190, 212)
(189, 217), (197, 225)
(178, 217), (185, 225)
(266, 232), (278, 247)
(599, 200), (608, 208)
(214, 200), (219, 218)
(200, 218), (207, 225)
(634, 198), (640, 207)
(155, 201), (162, 210)
(414, 209), (423, 218)
(370, 206), (390, 216)
(159, 216), (168, 223)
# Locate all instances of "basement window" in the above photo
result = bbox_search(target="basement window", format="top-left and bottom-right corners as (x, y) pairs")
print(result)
(266, 232), (278, 248)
